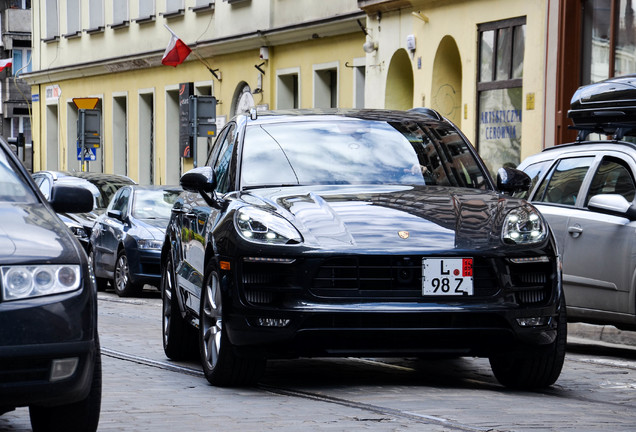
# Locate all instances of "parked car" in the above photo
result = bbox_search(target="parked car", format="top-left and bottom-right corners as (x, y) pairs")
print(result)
(517, 74), (636, 331)
(90, 185), (182, 296)
(0, 137), (101, 430)
(32, 171), (136, 251)
(161, 108), (565, 390)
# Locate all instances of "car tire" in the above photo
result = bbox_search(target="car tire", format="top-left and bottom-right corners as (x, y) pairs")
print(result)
(88, 248), (108, 291)
(162, 255), (198, 360)
(29, 336), (102, 432)
(199, 261), (266, 387)
(113, 249), (142, 297)
(489, 296), (567, 389)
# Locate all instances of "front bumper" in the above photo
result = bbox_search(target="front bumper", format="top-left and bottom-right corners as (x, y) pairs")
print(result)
(224, 302), (559, 358)
(127, 248), (162, 286)
(220, 252), (562, 359)
(0, 284), (98, 408)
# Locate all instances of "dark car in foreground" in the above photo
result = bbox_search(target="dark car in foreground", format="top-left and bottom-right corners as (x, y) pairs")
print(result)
(32, 171), (136, 251)
(0, 138), (101, 430)
(517, 74), (636, 331)
(161, 108), (565, 389)
(90, 185), (182, 296)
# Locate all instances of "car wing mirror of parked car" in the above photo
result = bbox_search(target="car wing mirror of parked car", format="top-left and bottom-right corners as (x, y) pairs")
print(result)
(107, 209), (125, 222)
(588, 194), (636, 220)
(180, 166), (224, 209)
(497, 167), (531, 195)
(49, 185), (94, 213)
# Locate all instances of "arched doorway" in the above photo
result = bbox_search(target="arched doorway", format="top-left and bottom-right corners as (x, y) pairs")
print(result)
(431, 36), (462, 127)
(385, 49), (414, 110)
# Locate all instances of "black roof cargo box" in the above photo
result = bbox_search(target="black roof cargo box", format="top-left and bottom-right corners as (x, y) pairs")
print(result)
(568, 75), (636, 138)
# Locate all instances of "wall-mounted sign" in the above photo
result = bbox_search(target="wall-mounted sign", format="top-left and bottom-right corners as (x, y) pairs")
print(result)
(478, 87), (522, 175)
(45, 85), (61, 103)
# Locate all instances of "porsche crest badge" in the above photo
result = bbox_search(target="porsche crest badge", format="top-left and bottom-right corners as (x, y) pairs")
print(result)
(398, 231), (409, 239)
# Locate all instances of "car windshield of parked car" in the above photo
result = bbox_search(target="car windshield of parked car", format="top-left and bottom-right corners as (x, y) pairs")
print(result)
(132, 189), (181, 219)
(0, 150), (38, 203)
(240, 119), (487, 190)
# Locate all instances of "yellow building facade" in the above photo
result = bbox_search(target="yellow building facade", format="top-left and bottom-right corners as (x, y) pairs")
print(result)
(27, 0), (366, 184)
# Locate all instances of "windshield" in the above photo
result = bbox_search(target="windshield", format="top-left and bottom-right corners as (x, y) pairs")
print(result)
(240, 119), (487, 189)
(132, 189), (181, 219)
(0, 148), (38, 203)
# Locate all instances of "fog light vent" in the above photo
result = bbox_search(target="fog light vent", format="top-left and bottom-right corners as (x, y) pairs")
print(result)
(50, 358), (79, 382)
(245, 289), (274, 304)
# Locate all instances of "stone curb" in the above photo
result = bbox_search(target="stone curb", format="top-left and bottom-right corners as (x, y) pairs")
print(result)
(568, 322), (636, 348)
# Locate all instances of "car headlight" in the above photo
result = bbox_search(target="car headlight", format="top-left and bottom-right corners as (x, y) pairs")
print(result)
(235, 207), (302, 245)
(502, 206), (547, 245)
(69, 225), (89, 240)
(1, 265), (81, 301)
(137, 239), (163, 250)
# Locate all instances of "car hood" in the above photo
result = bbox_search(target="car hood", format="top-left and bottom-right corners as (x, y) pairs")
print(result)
(239, 185), (529, 253)
(61, 209), (101, 228)
(134, 218), (168, 240)
(0, 203), (81, 264)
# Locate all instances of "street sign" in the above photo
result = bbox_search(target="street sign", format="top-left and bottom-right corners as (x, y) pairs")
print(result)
(73, 97), (100, 110)
(77, 146), (97, 161)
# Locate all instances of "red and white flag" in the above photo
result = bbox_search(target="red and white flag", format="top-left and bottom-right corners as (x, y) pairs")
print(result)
(0, 58), (12, 72)
(162, 26), (191, 67)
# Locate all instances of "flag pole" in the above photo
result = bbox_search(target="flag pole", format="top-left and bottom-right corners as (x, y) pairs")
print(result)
(163, 24), (220, 80)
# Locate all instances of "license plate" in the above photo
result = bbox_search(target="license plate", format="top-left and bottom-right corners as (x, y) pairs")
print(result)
(422, 258), (473, 296)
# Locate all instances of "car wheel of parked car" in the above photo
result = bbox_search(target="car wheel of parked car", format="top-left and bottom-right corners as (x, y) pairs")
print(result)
(88, 248), (109, 291)
(29, 336), (102, 432)
(489, 296), (567, 389)
(162, 255), (197, 360)
(113, 249), (142, 297)
(199, 261), (265, 387)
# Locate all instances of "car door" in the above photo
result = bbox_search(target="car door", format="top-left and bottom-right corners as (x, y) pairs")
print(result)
(177, 123), (238, 309)
(96, 187), (131, 273)
(530, 155), (596, 250)
(558, 154), (636, 315)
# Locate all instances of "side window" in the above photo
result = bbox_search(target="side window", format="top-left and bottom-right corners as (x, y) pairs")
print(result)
(213, 124), (237, 194)
(110, 188), (130, 216)
(515, 160), (551, 200)
(535, 157), (595, 206)
(585, 157), (636, 206)
(205, 127), (230, 167)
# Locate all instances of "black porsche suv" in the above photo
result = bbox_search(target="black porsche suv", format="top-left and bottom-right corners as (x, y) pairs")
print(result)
(161, 108), (565, 390)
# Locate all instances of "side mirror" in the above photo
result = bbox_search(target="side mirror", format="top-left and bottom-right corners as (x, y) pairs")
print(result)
(588, 194), (636, 220)
(49, 185), (94, 213)
(180, 166), (217, 193)
(497, 167), (531, 195)
(107, 209), (124, 221)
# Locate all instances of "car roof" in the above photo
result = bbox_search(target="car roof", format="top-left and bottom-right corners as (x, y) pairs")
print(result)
(239, 108), (452, 127)
(35, 170), (136, 184)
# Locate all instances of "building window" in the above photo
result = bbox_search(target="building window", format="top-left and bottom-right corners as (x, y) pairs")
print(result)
(113, 0), (129, 26)
(45, 0), (59, 40)
(89, 0), (104, 30)
(12, 48), (32, 76)
(166, 0), (183, 13)
(477, 16), (526, 174)
(313, 62), (338, 109)
(9, 0), (31, 9)
(66, 0), (81, 36)
(277, 68), (300, 109)
(582, 0), (636, 84)
(138, 0), (155, 20)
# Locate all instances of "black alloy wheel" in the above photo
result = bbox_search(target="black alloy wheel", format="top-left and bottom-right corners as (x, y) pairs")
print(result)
(162, 255), (197, 360)
(113, 249), (142, 297)
(199, 260), (265, 387)
(88, 248), (108, 291)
